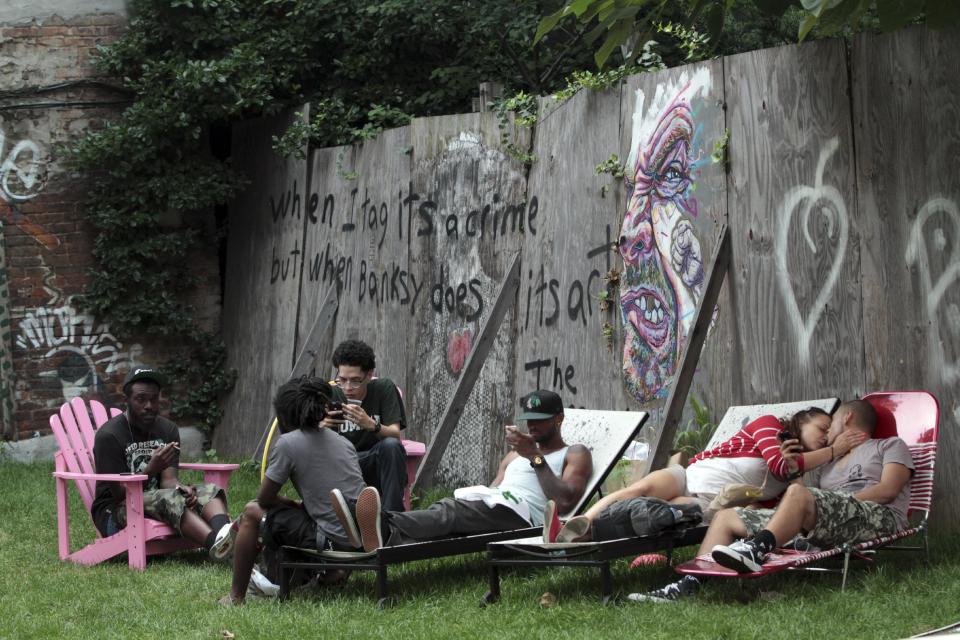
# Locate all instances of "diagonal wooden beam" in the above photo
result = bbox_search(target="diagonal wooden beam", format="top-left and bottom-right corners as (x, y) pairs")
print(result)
(412, 251), (522, 492)
(646, 223), (731, 472)
(250, 289), (339, 462)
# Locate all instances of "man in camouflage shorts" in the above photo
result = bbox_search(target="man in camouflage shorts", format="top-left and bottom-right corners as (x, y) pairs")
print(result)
(631, 400), (914, 602)
(92, 368), (233, 559)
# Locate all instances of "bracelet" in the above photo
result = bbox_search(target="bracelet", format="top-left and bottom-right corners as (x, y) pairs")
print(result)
(829, 445), (835, 461)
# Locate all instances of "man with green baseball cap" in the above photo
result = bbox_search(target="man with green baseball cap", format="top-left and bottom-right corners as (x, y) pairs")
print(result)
(330, 389), (594, 551)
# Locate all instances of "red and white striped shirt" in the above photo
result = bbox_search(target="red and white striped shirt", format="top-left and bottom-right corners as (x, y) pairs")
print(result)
(689, 414), (803, 479)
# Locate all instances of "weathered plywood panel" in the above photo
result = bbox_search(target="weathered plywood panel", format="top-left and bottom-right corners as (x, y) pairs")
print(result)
(217, 109), (307, 454)
(407, 112), (527, 484)
(617, 60), (732, 454)
(294, 144), (357, 381)
(853, 26), (960, 531)
(517, 88), (623, 420)
(318, 127), (414, 389)
(725, 40), (864, 403)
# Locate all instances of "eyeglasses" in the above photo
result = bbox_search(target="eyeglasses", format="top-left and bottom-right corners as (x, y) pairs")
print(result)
(335, 376), (367, 388)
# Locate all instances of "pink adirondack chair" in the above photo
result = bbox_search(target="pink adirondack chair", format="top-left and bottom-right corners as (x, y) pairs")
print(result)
(676, 390), (940, 590)
(51, 397), (240, 570)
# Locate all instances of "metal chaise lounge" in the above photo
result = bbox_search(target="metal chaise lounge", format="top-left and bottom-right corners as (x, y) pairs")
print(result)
(276, 408), (648, 606)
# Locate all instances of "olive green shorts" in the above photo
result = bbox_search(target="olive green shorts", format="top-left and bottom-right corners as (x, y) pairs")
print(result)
(115, 483), (224, 533)
(734, 488), (897, 547)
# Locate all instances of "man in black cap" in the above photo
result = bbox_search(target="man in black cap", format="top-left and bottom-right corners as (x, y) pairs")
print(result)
(329, 389), (593, 550)
(91, 367), (234, 558)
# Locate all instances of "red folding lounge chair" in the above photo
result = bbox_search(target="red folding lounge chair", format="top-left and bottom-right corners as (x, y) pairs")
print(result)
(52, 397), (240, 570)
(675, 391), (939, 590)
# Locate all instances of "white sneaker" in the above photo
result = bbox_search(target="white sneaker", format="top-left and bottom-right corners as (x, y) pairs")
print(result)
(246, 567), (280, 598)
(210, 521), (238, 561)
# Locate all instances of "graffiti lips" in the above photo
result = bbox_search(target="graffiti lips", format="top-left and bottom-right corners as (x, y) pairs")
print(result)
(620, 287), (670, 349)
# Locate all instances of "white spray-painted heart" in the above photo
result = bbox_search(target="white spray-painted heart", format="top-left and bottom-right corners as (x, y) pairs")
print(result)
(775, 136), (849, 369)
(905, 196), (960, 383)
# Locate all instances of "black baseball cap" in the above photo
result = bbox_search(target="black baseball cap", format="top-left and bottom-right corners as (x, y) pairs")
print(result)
(123, 367), (167, 390)
(517, 390), (564, 421)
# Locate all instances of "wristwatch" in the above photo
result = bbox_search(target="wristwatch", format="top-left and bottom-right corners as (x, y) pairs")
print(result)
(373, 416), (382, 433)
(530, 455), (545, 469)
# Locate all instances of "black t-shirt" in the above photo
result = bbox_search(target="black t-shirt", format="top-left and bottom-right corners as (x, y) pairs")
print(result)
(90, 413), (180, 535)
(330, 377), (406, 451)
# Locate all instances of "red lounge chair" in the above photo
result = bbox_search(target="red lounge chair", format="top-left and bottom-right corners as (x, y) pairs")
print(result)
(51, 397), (239, 570)
(675, 390), (939, 590)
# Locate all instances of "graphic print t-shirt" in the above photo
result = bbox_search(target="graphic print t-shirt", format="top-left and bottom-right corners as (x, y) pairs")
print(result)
(330, 377), (406, 451)
(91, 414), (180, 534)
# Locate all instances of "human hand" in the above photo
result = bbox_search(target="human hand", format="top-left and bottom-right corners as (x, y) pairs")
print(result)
(779, 438), (802, 473)
(832, 430), (868, 457)
(321, 404), (346, 429)
(143, 442), (178, 475)
(341, 403), (374, 431)
(505, 425), (538, 459)
(176, 484), (198, 508)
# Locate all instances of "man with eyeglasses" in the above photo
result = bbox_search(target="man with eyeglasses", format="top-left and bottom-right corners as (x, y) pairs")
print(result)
(323, 340), (408, 511)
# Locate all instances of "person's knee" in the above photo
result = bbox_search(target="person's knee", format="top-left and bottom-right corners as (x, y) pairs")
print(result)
(240, 501), (263, 526)
(378, 437), (406, 459)
(783, 483), (812, 505)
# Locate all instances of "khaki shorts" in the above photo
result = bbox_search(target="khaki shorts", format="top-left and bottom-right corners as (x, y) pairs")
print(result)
(734, 488), (898, 547)
(115, 483), (224, 533)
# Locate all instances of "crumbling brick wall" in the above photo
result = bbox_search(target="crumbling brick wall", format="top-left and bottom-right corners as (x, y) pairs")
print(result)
(0, 11), (222, 438)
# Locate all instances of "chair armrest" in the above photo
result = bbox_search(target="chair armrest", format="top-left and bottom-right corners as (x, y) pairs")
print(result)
(179, 463), (240, 493)
(53, 471), (149, 483)
(179, 463), (241, 471)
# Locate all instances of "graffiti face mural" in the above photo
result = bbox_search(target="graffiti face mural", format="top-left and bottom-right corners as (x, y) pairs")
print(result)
(619, 69), (711, 402)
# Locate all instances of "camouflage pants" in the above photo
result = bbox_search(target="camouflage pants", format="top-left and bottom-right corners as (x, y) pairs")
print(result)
(734, 488), (897, 547)
(115, 483), (224, 533)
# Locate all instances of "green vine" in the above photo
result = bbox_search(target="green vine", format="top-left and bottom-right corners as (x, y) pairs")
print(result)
(595, 153), (626, 179)
(711, 127), (730, 171)
(492, 92), (538, 166)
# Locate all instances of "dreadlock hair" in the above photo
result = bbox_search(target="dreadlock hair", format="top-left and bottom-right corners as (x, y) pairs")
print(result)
(273, 376), (332, 432)
(778, 406), (831, 440)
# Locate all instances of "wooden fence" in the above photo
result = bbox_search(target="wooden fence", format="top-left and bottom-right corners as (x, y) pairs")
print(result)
(215, 26), (960, 531)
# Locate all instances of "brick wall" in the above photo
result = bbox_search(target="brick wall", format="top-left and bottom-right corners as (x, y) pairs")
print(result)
(0, 12), (222, 438)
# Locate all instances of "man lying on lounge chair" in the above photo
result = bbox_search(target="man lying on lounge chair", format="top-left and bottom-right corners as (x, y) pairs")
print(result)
(330, 389), (593, 551)
(632, 399), (913, 603)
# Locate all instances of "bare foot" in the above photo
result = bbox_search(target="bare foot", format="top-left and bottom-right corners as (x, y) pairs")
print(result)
(217, 594), (243, 607)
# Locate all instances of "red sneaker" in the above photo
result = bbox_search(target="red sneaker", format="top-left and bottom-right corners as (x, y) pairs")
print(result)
(542, 500), (562, 543)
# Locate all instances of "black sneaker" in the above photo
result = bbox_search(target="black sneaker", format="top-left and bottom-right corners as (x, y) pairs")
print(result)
(711, 539), (767, 573)
(330, 489), (362, 549)
(355, 486), (384, 552)
(627, 576), (700, 603)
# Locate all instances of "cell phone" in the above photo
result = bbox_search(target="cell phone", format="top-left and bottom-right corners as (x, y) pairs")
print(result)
(777, 430), (793, 443)
(346, 399), (363, 406)
(328, 401), (343, 412)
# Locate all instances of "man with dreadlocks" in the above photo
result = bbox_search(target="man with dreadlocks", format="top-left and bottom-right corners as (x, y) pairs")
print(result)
(218, 376), (366, 606)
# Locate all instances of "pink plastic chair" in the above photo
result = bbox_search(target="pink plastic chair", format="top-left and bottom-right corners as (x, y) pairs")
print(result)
(51, 397), (239, 570)
(676, 391), (940, 590)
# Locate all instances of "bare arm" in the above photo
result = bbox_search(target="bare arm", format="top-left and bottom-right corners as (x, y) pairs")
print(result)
(341, 404), (402, 440)
(853, 463), (912, 505)
(534, 445), (592, 514)
(255, 477), (302, 511)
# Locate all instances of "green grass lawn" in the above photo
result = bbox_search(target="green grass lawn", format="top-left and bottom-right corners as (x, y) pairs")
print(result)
(3, 460), (958, 640)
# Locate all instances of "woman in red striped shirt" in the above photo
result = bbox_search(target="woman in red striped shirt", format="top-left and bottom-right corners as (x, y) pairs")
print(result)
(573, 407), (866, 534)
